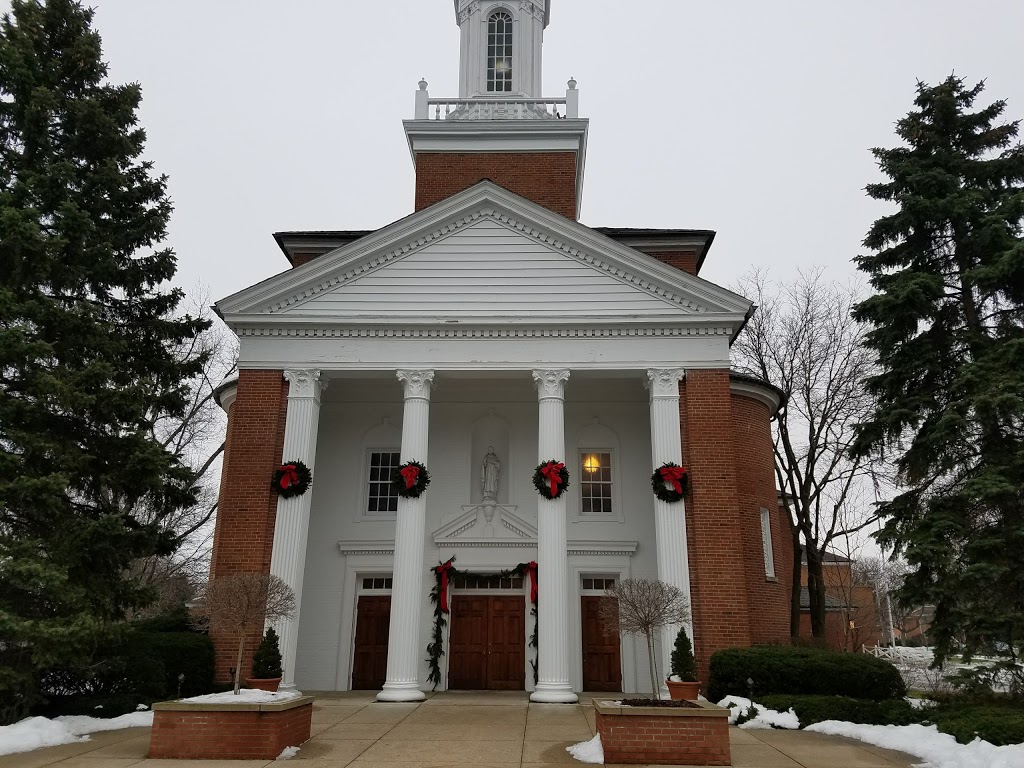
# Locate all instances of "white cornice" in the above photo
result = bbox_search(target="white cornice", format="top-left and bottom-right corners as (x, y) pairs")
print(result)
(729, 378), (784, 415)
(338, 541), (395, 556)
(231, 322), (741, 337)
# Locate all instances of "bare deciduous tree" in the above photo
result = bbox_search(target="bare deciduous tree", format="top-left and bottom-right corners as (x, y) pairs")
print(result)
(193, 573), (296, 694)
(733, 269), (884, 640)
(599, 579), (690, 699)
(128, 292), (238, 613)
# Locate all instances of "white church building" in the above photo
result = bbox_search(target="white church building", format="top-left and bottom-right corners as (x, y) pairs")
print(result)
(211, 0), (791, 702)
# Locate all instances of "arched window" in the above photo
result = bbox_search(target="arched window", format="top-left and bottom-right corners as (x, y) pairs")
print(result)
(486, 11), (513, 92)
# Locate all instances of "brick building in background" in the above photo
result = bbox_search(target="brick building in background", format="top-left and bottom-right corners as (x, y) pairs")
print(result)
(210, 0), (790, 700)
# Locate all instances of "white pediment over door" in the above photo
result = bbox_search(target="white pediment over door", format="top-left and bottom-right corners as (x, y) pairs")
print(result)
(284, 217), (687, 320)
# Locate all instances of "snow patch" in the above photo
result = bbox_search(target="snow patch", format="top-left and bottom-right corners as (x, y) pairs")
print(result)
(277, 745), (300, 760)
(807, 720), (1024, 768)
(716, 695), (799, 730)
(180, 689), (301, 704)
(668, 674), (682, 682)
(566, 733), (604, 764)
(0, 711), (153, 757)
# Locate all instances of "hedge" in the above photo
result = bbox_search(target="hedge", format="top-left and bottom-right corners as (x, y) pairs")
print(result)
(928, 704), (1024, 747)
(758, 694), (920, 727)
(707, 645), (906, 702)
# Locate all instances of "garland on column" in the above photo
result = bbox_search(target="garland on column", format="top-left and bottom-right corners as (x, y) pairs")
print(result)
(426, 556), (539, 689)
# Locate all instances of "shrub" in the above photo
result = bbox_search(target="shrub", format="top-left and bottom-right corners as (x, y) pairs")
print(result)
(669, 628), (697, 682)
(759, 695), (920, 728)
(251, 627), (283, 679)
(928, 703), (1024, 747)
(707, 645), (906, 702)
(135, 631), (214, 698)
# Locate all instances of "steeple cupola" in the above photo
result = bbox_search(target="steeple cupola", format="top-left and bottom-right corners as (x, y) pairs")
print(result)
(455, 0), (550, 98)
(405, 0), (587, 219)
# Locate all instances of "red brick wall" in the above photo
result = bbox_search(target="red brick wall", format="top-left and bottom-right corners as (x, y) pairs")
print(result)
(730, 393), (790, 646)
(680, 371), (752, 682)
(209, 370), (289, 681)
(596, 711), (730, 766)
(149, 703), (312, 760)
(414, 152), (578, 219)
(646, 250), (699, 276)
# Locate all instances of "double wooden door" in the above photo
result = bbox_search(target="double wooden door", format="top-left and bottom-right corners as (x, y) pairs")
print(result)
(581, 596), (622, 691)
(448, 595), (525, 690)
(351, 595), (391, 690)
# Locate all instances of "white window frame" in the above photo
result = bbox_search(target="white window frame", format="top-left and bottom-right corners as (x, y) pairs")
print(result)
(760, 507), (776, 579)
(576, 448), (619, 522)
(485, 9), (514, 93)
(361, 448), (401, 520)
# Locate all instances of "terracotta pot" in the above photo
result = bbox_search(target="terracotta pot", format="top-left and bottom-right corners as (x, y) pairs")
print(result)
(666, 679), (701, 701)
(245, 677), (282, 692)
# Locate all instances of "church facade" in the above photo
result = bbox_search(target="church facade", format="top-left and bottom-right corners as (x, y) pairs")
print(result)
(211, 0), (791, 701)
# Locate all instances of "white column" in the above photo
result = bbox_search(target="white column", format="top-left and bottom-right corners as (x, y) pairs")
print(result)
(378, 369), (434, 702)
(270, 369), (326, 692)
(645, 369), (692, 696)
(530, 369), (578, 703)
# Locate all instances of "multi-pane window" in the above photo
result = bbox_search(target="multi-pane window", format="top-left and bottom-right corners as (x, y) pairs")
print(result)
(760, 507), (776, 578)
(367, 451), (401, 514)
(452, 575), (524, 590)
(580, 452), (613, 515)
(486, 11), (513, 92)
(361, 577), (393, 590)
(582, 577), (616, 591)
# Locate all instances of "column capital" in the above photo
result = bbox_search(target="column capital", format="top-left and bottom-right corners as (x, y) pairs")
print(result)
(397, 369), (434, 400)
(532, 369), (570, 400)
(645, 368), (684, 399)
(284, 369), (326, 401)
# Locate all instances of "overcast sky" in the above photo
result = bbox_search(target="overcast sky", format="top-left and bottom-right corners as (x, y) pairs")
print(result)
(8, 1), (1024, 305)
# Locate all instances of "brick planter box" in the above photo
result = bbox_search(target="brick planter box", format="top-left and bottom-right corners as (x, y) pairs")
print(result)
(594, 699), (731, 766)
(149, 695), (313, 760)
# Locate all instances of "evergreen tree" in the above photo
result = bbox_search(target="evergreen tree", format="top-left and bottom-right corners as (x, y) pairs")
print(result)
(251, 627), (283, 679)
(853, 76), (1024, 666)
(0, 0), (208, 722)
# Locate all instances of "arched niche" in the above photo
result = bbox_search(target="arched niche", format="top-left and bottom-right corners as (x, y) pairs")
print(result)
(470, 409), (510, 505)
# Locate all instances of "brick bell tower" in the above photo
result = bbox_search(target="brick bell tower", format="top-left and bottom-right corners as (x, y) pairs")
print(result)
(404, 0), (587, 220)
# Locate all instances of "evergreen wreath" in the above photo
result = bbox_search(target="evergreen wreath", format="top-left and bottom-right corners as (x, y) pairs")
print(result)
(426, 557), (539, 689)
(532, 460), (570, 500)
(392, 460), (431, 498)
(272, 460), (312, 498)
(651, 462), (690, 502)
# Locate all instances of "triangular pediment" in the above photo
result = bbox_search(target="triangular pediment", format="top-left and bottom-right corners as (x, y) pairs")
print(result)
(217, 182), (751, 328)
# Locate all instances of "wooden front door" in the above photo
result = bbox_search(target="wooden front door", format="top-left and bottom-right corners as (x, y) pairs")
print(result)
(449, 595), (525, 690)
(352, 595), (390, 690)
(581, 596), (622, 691)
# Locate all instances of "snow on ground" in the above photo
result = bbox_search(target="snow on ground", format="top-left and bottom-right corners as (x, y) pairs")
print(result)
(0, 711), (154, 757)
(566, 733), (604, 764)
(717, 696), (800, 730)
(807, 721), (1024, 768)
(276, 745), (300, 760)
(180, 689), (301, 704)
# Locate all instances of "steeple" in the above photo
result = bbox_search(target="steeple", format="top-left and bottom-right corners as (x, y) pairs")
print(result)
(454, 0), (550, 98)
(405, 0), (587, 219)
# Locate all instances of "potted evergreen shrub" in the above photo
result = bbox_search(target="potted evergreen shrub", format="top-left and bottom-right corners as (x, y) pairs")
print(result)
(246, 627), (283, 692)
(666, 626), (701, 700)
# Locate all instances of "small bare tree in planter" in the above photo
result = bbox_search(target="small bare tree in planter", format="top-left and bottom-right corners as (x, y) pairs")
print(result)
(194, 573), (296, 695)
(600, 578), (690, 700)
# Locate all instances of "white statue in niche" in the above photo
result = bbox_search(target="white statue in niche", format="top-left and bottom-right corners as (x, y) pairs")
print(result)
(481, 446), (501, 502)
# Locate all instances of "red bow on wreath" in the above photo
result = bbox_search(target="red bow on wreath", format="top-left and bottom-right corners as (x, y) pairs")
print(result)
(436, 560), (456, 613)
(399, 464), (421, 490)
(526, 561), (538, 604)
(541, 462), (565, 497)
(660, 465), (688, 494)
(278, 464), (300, 490)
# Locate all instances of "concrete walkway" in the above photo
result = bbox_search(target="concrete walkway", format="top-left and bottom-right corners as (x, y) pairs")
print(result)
(0, 692), (921, 768)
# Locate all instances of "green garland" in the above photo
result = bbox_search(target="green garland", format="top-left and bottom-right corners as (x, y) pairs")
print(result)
(426, 556), (539, 690)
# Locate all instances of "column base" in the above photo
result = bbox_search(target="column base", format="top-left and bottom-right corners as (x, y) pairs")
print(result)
(377, 682), (426, 702)
(530, 683), (578, 704)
